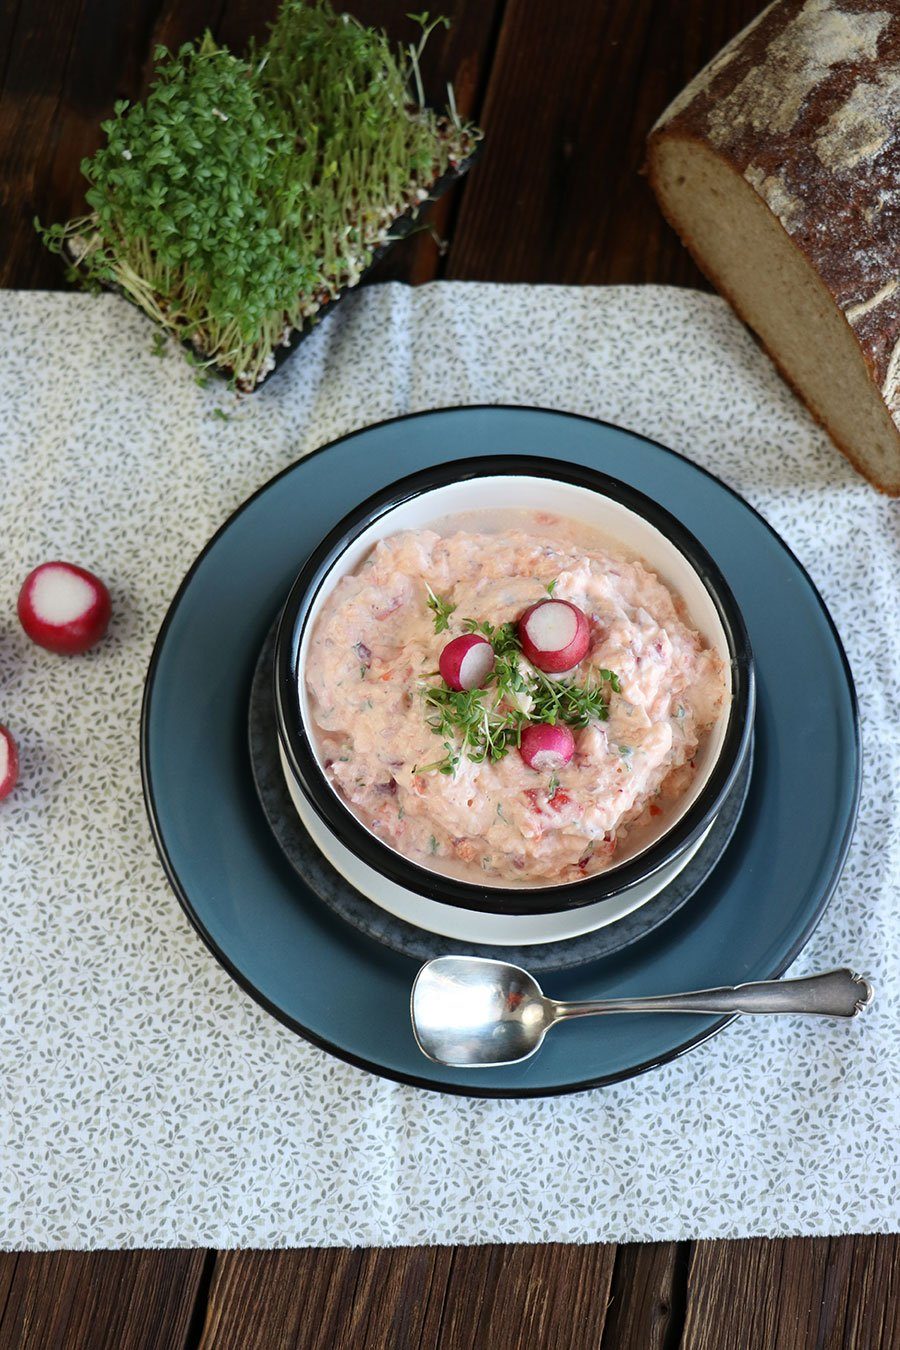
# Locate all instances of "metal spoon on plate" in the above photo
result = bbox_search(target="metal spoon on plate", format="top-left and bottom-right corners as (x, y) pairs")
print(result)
(410, 956), (874, 1067)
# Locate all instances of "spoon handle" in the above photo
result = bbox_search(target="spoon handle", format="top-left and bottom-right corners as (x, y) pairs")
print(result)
(551, 968), (874, 1020)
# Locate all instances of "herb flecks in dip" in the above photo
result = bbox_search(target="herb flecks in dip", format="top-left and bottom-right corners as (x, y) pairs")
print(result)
(305, 513), (728, 885)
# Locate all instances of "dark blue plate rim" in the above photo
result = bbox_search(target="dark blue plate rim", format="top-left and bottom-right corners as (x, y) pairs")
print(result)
(140, 404), (861, 1097)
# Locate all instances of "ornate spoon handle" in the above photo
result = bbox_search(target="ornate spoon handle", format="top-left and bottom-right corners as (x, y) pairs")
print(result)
(551, 968), (874, 1020)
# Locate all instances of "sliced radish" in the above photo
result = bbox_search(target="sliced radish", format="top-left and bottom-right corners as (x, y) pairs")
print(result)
(0, 725), (19, 800)
(18, 562), (111, 654)
(439, 634), (496, 691)
(518, 599), (590, 673)
(519, 722), (575, 772)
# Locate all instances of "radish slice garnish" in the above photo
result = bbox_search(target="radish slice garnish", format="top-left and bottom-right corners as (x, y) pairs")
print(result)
(439, 633), (496, 691)
(518, 599), (590, 673)
(18, 562), (111, 655)
(0, 725), (19, 801)
(519, 722), (575, 771)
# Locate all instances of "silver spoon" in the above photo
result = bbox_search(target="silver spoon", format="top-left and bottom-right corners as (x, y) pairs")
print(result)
(410, 956), (875, 1067)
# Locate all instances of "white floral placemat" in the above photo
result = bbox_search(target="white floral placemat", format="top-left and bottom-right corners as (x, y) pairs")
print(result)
(0, 282), (897, 1250)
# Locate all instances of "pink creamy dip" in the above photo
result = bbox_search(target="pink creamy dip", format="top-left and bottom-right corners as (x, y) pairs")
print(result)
(304, 511), (728, 886)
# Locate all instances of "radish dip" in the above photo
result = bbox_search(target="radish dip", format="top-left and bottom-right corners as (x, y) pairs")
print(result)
(304, 511), (729, 886)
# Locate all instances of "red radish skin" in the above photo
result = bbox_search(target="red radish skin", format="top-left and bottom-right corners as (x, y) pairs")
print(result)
(519, 722), (575, 772)
(18, 562), (111, 655)
(0, 725), (18, 801)
(518, 599), (590, 673)
(439, 634), (495, 691)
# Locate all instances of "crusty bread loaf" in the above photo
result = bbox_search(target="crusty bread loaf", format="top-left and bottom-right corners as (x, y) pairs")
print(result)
(647, 0), (900, 494)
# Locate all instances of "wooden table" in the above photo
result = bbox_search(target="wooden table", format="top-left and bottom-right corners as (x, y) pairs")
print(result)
(1, 2), (896, 1346)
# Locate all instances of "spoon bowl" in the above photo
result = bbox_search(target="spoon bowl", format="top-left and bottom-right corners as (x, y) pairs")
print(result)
(411, 957), (552, 1067)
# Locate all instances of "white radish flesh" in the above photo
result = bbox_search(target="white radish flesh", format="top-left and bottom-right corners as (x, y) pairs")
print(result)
(439, 634), (495, 691)
(18, 562), (111, 654)
(0, 725), (19, 801)
(519, 722), (575, 771)
(518, 599), (590, 673)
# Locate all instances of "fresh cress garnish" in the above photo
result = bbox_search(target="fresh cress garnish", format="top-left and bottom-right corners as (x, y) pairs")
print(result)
(425, 582), (456, 634)
(528, 665), (619, 728)
(418, 618), (619, 774)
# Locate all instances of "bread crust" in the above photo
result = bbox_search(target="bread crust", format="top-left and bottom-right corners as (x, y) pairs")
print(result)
(647, 0), (900, 493)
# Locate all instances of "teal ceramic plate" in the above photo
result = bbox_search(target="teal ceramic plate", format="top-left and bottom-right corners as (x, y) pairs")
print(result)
(141, 406), (860, 1096)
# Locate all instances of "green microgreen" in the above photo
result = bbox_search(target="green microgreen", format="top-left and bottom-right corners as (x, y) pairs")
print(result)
(425, 582), (456, 634)
(528, 666), (613, 729)
(545, 578), (557, 596)
(36, 1), (481, 391)
(548, 771), (560, 799)
(422, 686), (527, 771)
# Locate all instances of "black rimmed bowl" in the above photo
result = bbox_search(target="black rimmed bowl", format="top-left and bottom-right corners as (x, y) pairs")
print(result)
(274, 456), (754, 920)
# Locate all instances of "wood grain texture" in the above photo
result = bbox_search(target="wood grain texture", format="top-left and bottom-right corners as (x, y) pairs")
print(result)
(198, 1247), (455, 1349)
(682, 1235), (900, 1350)
(0, 1250), (207, 1350)
(684, 1237), (830, 1349)
(446, 0), (764, 285)
(435, 1243), (617, 1349)
(0, 1254), (17, 1329)
(817, 1235), (900, 1349)
(601, 1241), (688, 1349)
(198, 1243), (617, 1349)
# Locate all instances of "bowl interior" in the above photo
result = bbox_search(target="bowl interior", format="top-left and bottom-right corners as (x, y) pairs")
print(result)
(296, 473), (734, 888)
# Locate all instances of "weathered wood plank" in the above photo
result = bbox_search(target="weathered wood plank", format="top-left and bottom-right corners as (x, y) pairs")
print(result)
(683, 1237), (831, 1348)
(446, 0), (763, 286)
(682, 1235), (900, 1350)
(0, 0), (95, 288)
(601, 1241), (688, 1349)
(198, 1247), (455, 1349)
(434, 1243), (617, 1349)
(0, 1250), (207, 1350)
(0, 1254), (18, 1328)
(817, 1235), (900, 1350)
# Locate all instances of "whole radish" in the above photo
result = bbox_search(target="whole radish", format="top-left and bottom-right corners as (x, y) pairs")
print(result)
(18, 562), (111, 654)
(439, 634), (495, 691)
(519, 722), (575, 772)
(518, 599), (590, 674)
(0, 725), (19, 801)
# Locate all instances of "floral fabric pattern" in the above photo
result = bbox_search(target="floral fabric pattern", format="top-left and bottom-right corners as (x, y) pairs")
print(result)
(0, 284), (896, 1249)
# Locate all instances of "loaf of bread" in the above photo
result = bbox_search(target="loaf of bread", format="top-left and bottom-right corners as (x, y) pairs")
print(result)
(647, 0), (900, 493)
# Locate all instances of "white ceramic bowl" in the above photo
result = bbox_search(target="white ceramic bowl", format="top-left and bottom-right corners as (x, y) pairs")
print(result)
(274, 457), (754, 932)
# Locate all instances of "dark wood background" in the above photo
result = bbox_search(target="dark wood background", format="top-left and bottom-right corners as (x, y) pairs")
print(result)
(1, 1), (896, 1346)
